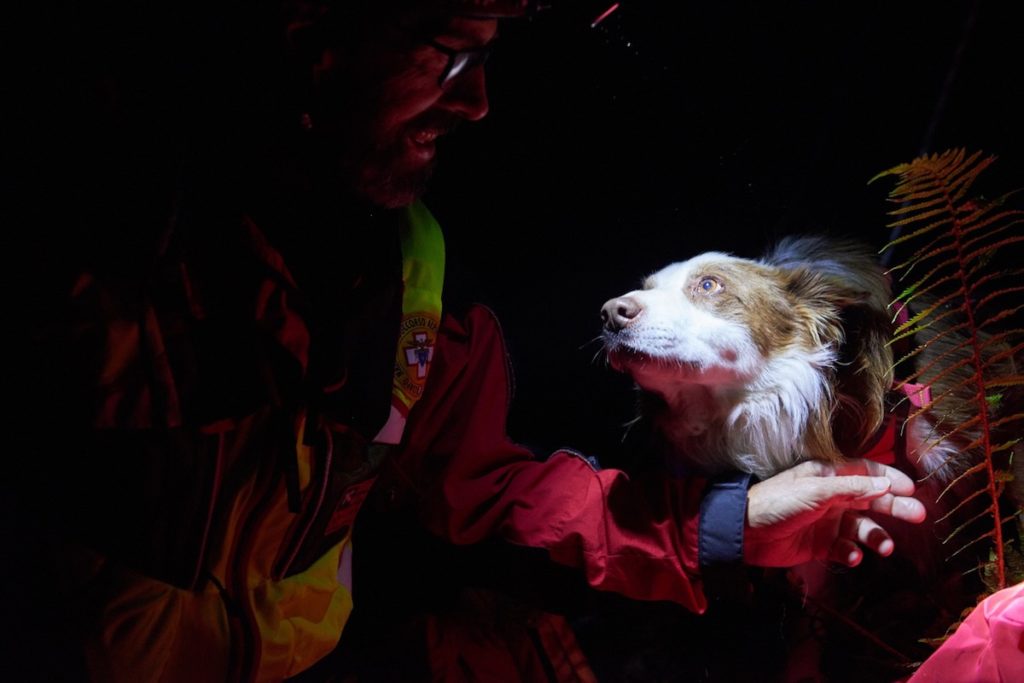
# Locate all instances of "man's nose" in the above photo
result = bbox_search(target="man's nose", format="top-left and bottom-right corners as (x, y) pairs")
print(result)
(440, 67), (489, 121)
(601, 296), (643, 332)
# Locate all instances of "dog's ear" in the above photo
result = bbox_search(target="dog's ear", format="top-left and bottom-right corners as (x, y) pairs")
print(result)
(770, 237), (895, 454)
(784, 265), (894, 455)
(833, 295), (894, 454)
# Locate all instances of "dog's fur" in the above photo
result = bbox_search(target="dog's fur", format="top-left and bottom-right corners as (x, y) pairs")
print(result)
(600, 234), (1023, 677)
(600, 235), (1020, 484)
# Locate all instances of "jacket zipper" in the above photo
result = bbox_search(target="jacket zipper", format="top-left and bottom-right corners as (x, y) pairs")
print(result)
(189, 429), (226, 590)
(228, 449), (284, 683)
(273, 425), (334, 580)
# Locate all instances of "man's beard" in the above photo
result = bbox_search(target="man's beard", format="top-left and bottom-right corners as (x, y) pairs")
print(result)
(346, 112), (460, 209)
(358, 147), (438, 209)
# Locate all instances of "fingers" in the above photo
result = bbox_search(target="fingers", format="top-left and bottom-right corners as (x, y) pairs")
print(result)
(799, 458), (927, 522)
(825, 513), (896, 566)
(796, 459), (921, 508)
(831, 458), (918, 497)
(827, 538), (863, 567)
(868, 492), (928, 523)
(799, 474), (894, 505)
(797, 471), (927, 526)
(839, 512), (895, 557)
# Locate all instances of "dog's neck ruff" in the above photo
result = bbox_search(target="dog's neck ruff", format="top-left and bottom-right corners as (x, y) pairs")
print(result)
(660, 345), (837, 480)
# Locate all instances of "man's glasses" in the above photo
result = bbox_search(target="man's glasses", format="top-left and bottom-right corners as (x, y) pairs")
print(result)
(423, 39), (493, 89)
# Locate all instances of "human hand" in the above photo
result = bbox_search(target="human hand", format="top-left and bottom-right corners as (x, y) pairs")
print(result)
(743, 458), (927, 568)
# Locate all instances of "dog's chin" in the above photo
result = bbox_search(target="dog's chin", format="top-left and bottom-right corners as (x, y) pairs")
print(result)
(608, 347), (706, 384)
(608, 346), (757, 399)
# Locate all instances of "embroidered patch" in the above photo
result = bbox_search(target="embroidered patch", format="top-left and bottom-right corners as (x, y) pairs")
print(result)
(394, 313), (439, 410)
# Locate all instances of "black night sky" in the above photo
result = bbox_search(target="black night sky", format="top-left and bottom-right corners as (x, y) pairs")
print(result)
(424, 0), (1023, 465)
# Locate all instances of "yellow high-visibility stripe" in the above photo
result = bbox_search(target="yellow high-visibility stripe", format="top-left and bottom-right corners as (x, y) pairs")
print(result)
(391, 201), (445, 413)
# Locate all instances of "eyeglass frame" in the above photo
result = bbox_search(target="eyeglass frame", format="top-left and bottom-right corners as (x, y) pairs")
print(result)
(422, 38), (494, 89)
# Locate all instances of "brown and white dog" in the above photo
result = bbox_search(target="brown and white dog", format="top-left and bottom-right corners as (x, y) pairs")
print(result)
(599, 235), (982, 483)
(600, 234), (1022, 676)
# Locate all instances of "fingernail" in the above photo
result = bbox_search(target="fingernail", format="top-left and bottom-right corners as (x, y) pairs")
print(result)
(872, 477), (890, 491)
(898, 497), (927, 521)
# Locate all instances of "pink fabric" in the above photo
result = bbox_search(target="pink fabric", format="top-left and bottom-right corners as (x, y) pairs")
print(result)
(908, 582), (1024, 682)
(892, 304), (932, 408)
(893, 301), (911, 327)
(901, 382), (932, 409)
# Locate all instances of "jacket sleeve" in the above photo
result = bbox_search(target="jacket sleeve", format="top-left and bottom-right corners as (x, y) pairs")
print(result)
(396, 304), (709, 613)
(906, 581), (1024, 683)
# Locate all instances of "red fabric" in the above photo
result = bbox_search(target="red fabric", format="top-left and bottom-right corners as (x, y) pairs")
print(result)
(860, 414), (899, 466)
(533, 612), (599, 683)
(908, 582), (1024, 682)
(395, 304), (708, 612)
(422, 604), (595, 683)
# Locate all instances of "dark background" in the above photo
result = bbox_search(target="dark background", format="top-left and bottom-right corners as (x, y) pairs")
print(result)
(8, 2), (1021, 680)
(424, 0), (1023, 466)
(13, 0), (1020, 464)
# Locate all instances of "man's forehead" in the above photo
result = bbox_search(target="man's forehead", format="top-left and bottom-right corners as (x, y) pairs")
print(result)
(420, 0), (532, 19)
(396, 10), (498, 43)
(435, 16), (498, 44)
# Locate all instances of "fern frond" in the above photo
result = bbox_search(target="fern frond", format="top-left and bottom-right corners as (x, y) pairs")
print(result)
(902, 341), (1024, 408)
(966, 270), (1024, 299)
(883, 216), (956, 249)
(889, 326), (978, 370)
(978, 303), (1024, 330)
(985, 376), (1024, 390)
(897, 358), (974, 405)
(945, 516), (1019, 561)
(894, 338), (974, 389)
(946, 513), (1021, 564)
(887, 194), (950, 216)
(878, 148), (1024, 591)
(974, 288), (1024, 316)
(945, 506), (1004, 550)
(961, 212), (1024, 245)
(937, 462), (988, 502)
(932, 416), (1024, 466)
(962, 235), (1024, 267)
(891, 304), (966, 343)
(895, 272), (961, 316)
(885, 238), (956, 279)
(936, 487), (990, 524)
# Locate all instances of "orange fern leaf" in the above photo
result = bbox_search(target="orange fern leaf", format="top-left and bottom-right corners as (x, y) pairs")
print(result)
(874, 149), (1024, 591)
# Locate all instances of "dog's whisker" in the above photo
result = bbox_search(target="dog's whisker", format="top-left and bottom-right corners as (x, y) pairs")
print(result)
(578, 336), (606, 351)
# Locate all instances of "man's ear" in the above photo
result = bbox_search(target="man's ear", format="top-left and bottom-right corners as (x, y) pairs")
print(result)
(283, 1), (337, 78)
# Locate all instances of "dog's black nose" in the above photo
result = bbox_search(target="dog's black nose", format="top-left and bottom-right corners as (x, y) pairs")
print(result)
(601, 297), (643, 332)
